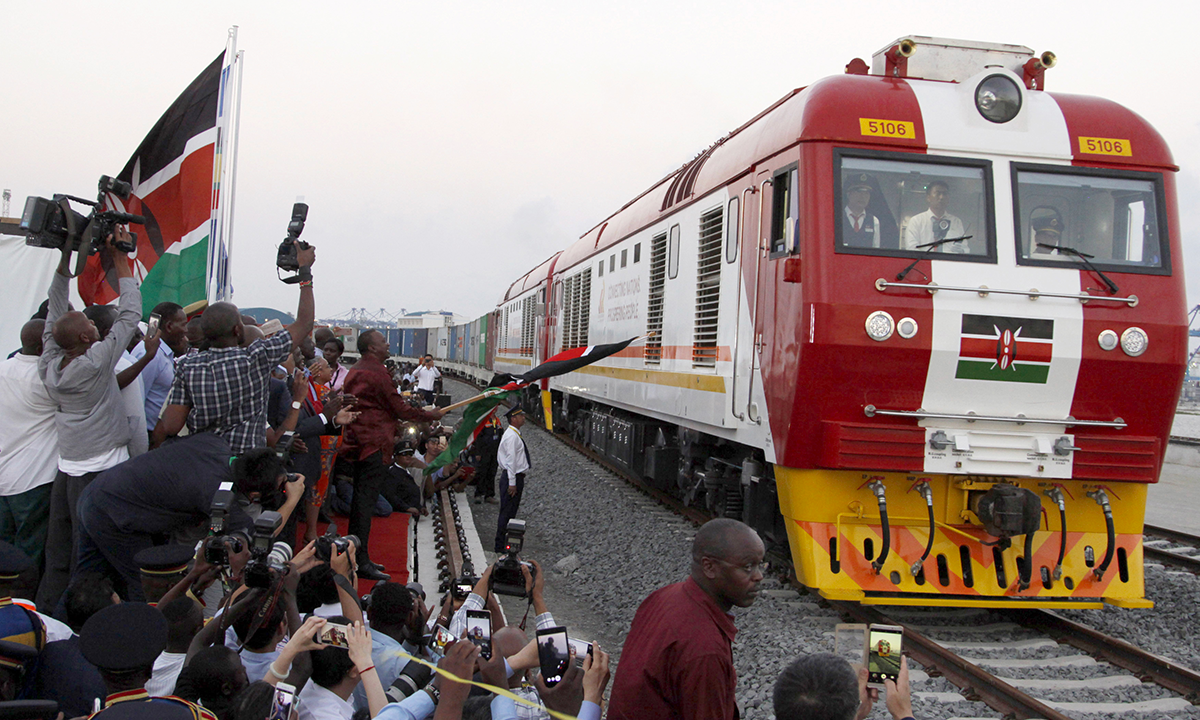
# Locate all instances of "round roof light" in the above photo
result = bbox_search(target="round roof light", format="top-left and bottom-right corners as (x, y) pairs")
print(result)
(1120, 327), (1148, 357)
(975, 74), (1022, 124)
(866, 311), (895, 342)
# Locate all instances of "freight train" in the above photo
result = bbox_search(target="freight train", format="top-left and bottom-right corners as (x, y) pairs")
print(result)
(406, 36), (1186, 609)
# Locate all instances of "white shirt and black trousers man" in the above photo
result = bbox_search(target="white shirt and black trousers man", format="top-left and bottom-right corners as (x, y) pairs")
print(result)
(494, 407), (531, 553)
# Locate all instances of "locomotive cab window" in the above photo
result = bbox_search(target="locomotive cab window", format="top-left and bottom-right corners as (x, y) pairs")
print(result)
(1012, 164), (1169, 274)
(771, 167), (799, 255)
(835, 150), (995, 263)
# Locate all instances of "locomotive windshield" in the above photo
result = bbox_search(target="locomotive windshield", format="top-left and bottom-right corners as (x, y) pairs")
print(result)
(836, 152), (993, 261)
(1013, 164), (1168, 273)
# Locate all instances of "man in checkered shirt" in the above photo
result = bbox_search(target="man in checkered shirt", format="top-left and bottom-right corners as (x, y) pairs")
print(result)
(151, 245), (317, 453)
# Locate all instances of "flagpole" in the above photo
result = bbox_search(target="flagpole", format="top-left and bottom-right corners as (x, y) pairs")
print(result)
(440, 386), (520, 413)
(222, 45), (244, 302)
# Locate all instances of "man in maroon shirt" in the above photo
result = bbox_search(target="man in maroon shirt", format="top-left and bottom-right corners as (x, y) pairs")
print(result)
(342, 330), (446, 580)
(608, 518), (764, 720)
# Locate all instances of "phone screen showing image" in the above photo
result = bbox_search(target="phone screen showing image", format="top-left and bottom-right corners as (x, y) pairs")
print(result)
(465, 609), (492, 660)
(432, 625), (454, 652)
(537, 627), (570, 686)
(319, 622), (351, 649)
(867, 625), (903, 687)
(147, 312), (161, 336)
(268, 682), (297, 720)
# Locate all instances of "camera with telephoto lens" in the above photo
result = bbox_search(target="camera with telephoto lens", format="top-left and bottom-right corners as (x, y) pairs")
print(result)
(491, 519), (535, 598)
(276, 202), (311, 283)
(276, 432), (298, 466)
(313, 526), (360, 563)
(243, 511), (294, 589)
(205, 482), (244, 566)
(21, 175), (143, 256)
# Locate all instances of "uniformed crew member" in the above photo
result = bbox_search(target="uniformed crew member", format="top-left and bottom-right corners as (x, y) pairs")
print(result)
(0, 542), (45, 681)
(494, 406), (531, 553)
(1031, 207), (1066, 247)
(842, 173), (881, 248)
(0, 640), (39, 702)
(80, 602), (217, 719)
(133, 544), (194, 606)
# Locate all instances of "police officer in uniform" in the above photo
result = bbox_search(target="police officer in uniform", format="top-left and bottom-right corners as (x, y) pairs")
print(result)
(132, 545), (195, 606)
(80, 602), (216, 719)
(842, 173), (881, 248)
(1031, 207), (1066, 248)
(494, 406), (531, 552)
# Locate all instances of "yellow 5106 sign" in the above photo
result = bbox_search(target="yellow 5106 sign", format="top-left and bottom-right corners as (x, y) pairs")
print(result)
(859, 118), (915, 139)
(1078, 136), (1132, 157)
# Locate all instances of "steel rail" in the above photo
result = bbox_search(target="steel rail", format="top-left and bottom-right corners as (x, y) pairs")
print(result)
(1144, 524), (1200, 547)
(1143, 524), (1200, 574)
(1011, 609), (1200, 702)
(435, 489), (466, 582)
(828, 601), (1073, 720)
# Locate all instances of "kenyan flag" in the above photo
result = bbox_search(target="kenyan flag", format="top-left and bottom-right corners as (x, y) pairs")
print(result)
(78, 53), (224, 311)
(424, 387), (516, 476)
(955, 314), (1053, 384)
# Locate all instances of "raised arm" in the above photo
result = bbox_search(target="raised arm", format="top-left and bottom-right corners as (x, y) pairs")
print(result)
(286, 244), (316, 346)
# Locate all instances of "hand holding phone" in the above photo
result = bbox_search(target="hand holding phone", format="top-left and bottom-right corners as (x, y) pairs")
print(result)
(147, 311), (161, 336)
(866, 624), (903, 689)
(268, 682), (298, 720)
(318, 622), (351, 649)
(537, 626), (571, 686)
(465, 609), (492, 660)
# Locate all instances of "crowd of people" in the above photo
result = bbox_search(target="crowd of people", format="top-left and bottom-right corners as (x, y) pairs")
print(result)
(0, 232), (917, 719)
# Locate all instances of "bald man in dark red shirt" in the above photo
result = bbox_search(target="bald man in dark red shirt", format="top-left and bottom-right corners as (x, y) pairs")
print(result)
(342, 329), (445, 580)
(608, 518), (765, 720)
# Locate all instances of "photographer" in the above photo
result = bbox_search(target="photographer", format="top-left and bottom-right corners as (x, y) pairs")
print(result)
(36, 229), (142, 613)
(151, 243), (317, 452)
(73, 434), (303, 600)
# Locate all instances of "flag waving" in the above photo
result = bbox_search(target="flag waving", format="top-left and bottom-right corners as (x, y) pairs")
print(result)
(79, 32), (242, 311)
(424, 335), (645, 476)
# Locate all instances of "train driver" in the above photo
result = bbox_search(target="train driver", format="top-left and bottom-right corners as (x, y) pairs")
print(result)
(842, 174), (881, 248)
(902, 180), (968, 252)
(1028, 206), (1067, 259)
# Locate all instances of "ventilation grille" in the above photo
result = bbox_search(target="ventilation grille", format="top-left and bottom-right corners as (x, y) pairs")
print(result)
(645, 232), (668, 364)
(693, 207), (723, 367)
(562, 269), (592, 350)
(521, 297), (535, 357)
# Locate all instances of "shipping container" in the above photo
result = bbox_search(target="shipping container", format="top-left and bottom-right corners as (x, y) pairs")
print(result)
(449, 325), (460, 363)
(478, 314), (488, 367)
(414, 328), (428, 359)
(433, 325), (449, 360)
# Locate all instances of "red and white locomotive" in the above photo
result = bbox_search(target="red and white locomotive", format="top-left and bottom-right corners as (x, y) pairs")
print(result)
(440, 36), (1185, 608)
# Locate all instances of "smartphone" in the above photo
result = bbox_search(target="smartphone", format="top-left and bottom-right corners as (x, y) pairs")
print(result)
(537, 626), (571, 687)
(268, 682), (298, 720)
(430, 624), (455, 653)
(567, 637), (592, 667)
(866, 623), (903, 689)
(465, 609), (492, 660)
(319, 622), (351, 649)
(834, 623), (868, 668)
(455, 581), (473, 597)
(147, 312), (161, 336)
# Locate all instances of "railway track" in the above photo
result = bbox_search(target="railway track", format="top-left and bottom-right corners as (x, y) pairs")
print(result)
(436, 374), (1200, 717)
(1143, 524), (1200, 574)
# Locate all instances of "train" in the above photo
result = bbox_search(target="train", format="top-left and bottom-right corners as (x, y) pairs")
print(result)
(404, 36), (1186, 609)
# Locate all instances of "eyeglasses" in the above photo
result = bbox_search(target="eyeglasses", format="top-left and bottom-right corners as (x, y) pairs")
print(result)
(709, 558), (767, 575)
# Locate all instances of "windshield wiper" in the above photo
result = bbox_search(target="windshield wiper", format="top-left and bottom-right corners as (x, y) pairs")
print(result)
(1036, 243), (1119, 294)
(896, 235), (973, 281)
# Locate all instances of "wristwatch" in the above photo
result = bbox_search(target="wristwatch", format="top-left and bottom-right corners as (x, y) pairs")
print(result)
(292, 400), (302, 410)
(424, 685), (440, 705)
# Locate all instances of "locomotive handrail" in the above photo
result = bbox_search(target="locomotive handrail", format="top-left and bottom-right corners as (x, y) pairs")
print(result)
(863, 405), (1127, 429)
(874, 278), (1139, 306)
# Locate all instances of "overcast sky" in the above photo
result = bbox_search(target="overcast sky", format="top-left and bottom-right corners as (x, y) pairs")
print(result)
(4, 1), (1197, 323)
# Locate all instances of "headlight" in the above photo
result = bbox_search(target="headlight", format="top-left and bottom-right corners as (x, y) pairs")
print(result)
(865, 311), (894, 342)
(897, 317), (918, 339)
(975, 75), (1022, 124)
(1098, 330), (1118, 351)
(1120, 327), (1148, 357)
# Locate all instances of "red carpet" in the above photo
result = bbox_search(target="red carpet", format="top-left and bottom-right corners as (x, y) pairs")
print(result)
(299, 512), (411, 593)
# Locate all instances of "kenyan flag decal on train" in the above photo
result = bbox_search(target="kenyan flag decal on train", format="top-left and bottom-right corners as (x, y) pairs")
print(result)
(955, 314), (1053, 384)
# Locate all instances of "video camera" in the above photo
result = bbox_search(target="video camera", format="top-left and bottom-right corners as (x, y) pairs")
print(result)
(491, 519), (535, 598)
(276, 202), (310, 284)
(243, 511), (293, 589)
(313, 526), (360, 563)
(21, 176), (144, 267)
(204, 482), (244, 566)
